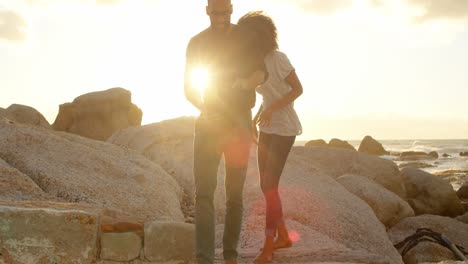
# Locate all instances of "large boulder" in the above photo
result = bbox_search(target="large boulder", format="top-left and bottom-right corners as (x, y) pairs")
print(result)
(358, 135), (388, 156)
(0, 201), (99, 264)
(400, 167), (464, 217)
(457, 182), (468, 200)
(337, 174), (414, 228)
(305, 139), (328, 148)
(0, 118), (183, 222)
(108, 117), (196, 200)
(109, 118), (403, 263)
(0, 158), (54, 201)
(388, 215), (468, 264)
(52, 88), (142, 141)
(240, 149), (403, 264)
(0, 104), (51, 129)
(328, 138), (356, 151)
(291, 147), (406, 198)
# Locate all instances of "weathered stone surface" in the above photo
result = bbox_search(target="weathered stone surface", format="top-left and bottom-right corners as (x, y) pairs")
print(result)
(456, 182), (468, 200)
(0, 203), (98, 264)
(401, 167), (464, 216)
(0, 158), (53, 201)
(0, 104), (51, 129)
(328, 138), (356, 151)
(456, 212), (468, 224)
(100, 232), (142, 262)
(53, 88), (142, 141)
(0, 118), (183, 221)
(388, 215), (468, 264)
(305, 139), (328, 148)
(144, 221), (195, 263)
(291, 147), (405, 198)
(110, 118), (404, 263)
(358, 135), (388, 156)
(337, 174), (414, 227)
(108, 117), (195, 199)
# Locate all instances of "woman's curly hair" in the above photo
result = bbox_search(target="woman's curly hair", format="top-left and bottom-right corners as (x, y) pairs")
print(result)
(237, 11), (278, 55)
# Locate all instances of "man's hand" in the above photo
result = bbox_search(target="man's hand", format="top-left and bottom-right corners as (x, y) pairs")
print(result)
(256, 107), (273, 127)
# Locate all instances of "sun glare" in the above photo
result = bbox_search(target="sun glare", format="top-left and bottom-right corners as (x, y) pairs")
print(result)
(190, 67), (210, 95)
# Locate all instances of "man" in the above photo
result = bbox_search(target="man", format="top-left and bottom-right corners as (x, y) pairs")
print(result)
(184, 0), (265, 263)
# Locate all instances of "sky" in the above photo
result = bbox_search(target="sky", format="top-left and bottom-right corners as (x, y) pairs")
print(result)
(1, 0), (468, 140)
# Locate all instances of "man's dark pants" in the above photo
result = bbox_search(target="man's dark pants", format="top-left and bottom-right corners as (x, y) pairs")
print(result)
(193, 113), (252, 264)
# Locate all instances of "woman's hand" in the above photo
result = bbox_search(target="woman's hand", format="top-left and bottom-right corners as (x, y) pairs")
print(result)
(256, 107), (273, 127)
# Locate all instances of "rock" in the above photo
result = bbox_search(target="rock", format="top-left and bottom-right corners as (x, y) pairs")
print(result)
(358, 135), (388, 156)
(144, 221), (195, 263)
(457, 182), (468, 200)
(398, 162), (434, 169)
(328, 138), (356, 151)
(401, 167), (464, 217)
(0, 118), (183, 221)
(401, 151), (428, 157)
(52, 88), (142, 141)
(108, 117), (195, 202)
(0, 202), (99, 264)
(337, 174), (414, 228)
(460, 152), (468, 157)
(111, 118), (404, 263)
(305, 139), (328, 148)
(442, 153), (451, 158)
(100, 232), (142, 262)
(388, 215), (468, 264)
(0, 158), (54, 201)
(399, 151), (438, 161)
(0, 104), (51, 129)
(456, 212), (468, 224)
(240, 159), (403, 263)
(292, 147), (405, 198)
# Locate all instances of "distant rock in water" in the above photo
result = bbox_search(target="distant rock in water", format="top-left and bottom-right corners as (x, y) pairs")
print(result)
(53, 87), (142, 141)
(304, 139), (327, 148)
(460, 151), (468, 157)
(442, 153), (451, 158)
(358, 135), (388, 156)
(0, 104), (51, 129)
(398, 162), (434, 169)
(398, 151), (439, 161)
(328, 138), (356, 151)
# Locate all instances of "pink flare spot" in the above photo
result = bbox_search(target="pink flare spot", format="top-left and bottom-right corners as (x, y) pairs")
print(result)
(288, 230), (301, 243)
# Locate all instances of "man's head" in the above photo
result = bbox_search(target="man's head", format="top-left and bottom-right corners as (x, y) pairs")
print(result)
(206, 0), (232, 32)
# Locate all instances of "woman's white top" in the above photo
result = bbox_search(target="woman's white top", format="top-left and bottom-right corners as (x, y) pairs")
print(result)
(256, 50), (302, 136)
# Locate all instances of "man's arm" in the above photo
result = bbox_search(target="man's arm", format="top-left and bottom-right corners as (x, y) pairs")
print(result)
(233, 70), (265, 91)
(184, 40), (203, 112)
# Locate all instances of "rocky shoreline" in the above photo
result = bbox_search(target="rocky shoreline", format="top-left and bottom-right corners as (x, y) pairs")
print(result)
(1, 88), (467, 264)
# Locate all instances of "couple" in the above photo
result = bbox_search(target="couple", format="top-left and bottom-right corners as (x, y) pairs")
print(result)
(184, 0), (303, 263)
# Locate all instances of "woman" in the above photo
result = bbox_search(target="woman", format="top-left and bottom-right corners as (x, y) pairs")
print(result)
(237, 11), (303, 264)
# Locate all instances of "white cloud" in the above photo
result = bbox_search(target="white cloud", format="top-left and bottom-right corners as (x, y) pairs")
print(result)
(0, 9), (27, 41)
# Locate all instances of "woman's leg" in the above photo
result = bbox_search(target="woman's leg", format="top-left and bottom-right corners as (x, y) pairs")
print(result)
(262, 134), (295, 249)
(254, 133), (295, 263)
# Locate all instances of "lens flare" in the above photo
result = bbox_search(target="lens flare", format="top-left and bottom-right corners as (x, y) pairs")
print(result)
(190, 67), (210, 95)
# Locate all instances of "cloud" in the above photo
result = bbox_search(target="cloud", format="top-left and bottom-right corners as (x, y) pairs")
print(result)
(24, 0), (123, 7)
(293, 0), (353, 15)
(409, 0), (468, 20)
(0, 9), (27, 41)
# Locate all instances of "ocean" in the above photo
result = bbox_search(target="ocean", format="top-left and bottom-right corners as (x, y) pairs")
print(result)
(296, 139), (468, 191)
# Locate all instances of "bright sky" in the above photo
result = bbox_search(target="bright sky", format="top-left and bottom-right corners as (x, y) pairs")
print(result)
(1, 0), (468, 140)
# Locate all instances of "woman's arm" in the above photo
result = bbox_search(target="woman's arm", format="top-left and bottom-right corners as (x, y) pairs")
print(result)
(256, 70), (303, 126)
